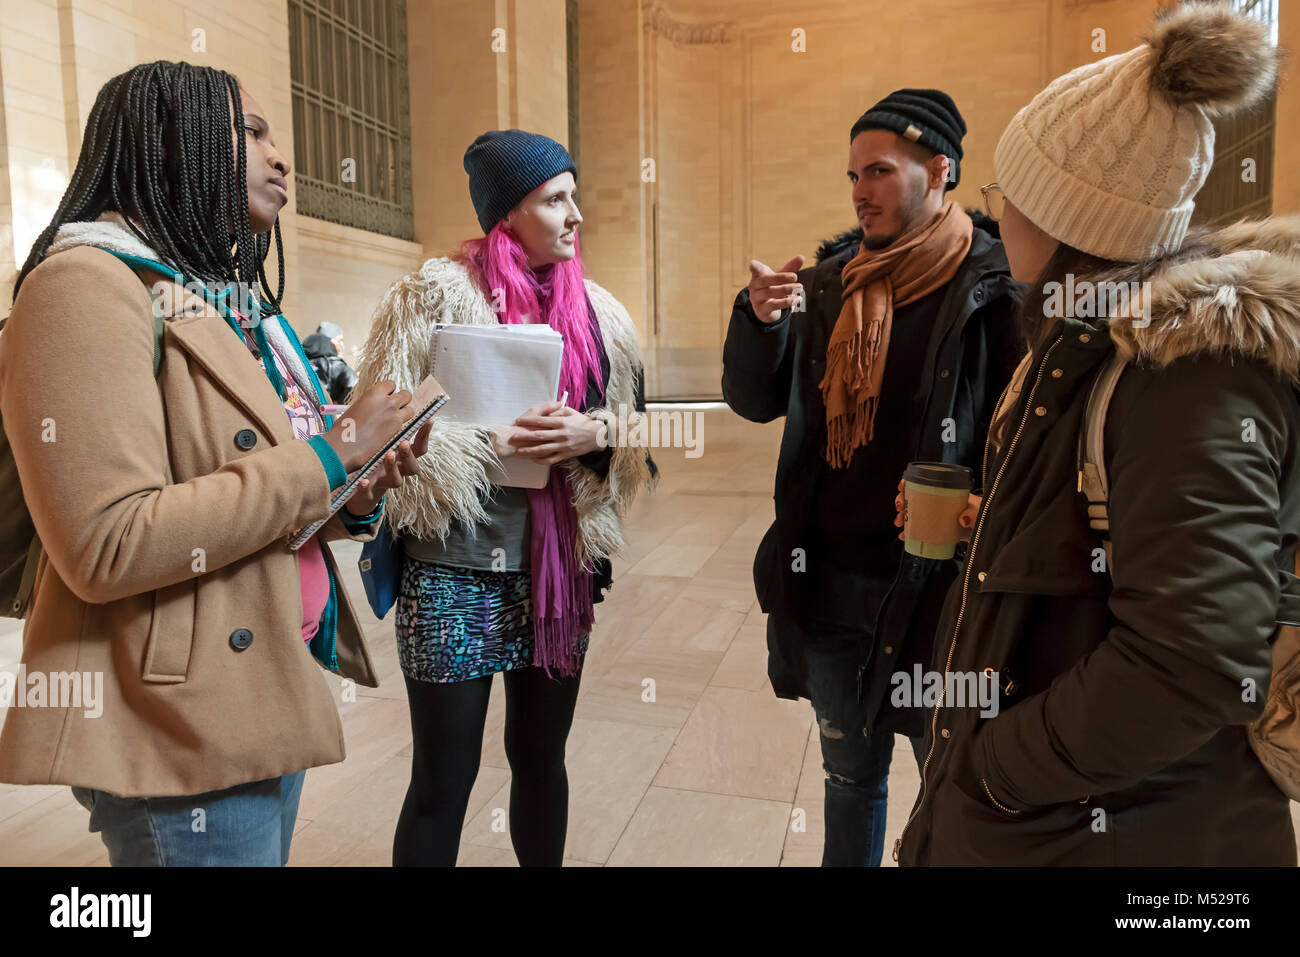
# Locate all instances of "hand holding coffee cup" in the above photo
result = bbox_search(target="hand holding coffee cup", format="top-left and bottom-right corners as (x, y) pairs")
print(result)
(894, 480), (980, 543)
(894, 463), (977, 558)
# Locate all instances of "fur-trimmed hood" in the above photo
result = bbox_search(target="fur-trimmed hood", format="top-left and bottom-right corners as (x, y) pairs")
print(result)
(1106, 215), (1300, 381)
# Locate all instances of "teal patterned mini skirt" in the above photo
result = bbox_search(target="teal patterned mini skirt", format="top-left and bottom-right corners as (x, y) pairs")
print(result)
(395, 557), (589, 683)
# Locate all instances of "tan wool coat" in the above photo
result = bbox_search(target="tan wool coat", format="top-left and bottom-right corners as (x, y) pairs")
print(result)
(0, 219), (379, 798)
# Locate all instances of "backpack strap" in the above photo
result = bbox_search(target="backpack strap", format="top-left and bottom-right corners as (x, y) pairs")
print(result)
(1077, 351), (1128, 572)
(94, 248), (175, 377)
(9, 534), (43, 617)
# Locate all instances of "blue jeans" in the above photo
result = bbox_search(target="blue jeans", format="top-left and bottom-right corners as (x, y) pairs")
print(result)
(796, 622), (924, 867)
(70, 771), (305, 866)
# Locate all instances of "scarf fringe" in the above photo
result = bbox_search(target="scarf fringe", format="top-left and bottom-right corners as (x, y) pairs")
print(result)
(527, 465), (593, 678)
(821, 309), (885, 467)
(824, 394), (879, 469)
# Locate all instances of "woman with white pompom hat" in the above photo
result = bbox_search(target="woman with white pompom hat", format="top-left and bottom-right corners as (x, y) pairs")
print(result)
(895, 1), (1299, 866)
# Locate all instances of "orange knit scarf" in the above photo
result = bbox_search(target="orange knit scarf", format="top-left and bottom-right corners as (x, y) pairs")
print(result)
(819, 201), (973, 468)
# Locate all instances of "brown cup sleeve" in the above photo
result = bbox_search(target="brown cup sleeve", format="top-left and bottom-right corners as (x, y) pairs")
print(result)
(904, 487), (967, 546)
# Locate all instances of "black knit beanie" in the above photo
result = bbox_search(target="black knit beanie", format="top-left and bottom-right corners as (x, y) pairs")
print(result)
(851, 89), (966, 191)
(463, 129), (578, 233)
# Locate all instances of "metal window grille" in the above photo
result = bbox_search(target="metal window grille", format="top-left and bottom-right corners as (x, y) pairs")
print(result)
(1193, 0), (1278, 225)
(287, 0), (415, 239)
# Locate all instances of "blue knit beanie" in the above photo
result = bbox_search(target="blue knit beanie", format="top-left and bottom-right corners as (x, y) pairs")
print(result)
(463, 130), (578, 233)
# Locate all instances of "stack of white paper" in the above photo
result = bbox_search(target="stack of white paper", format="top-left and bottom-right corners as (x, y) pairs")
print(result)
(429, 323), (565, 489)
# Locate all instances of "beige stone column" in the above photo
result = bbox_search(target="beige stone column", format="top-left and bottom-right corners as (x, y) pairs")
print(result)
(575, 0), (648, 347)
(407, 0), (569, 259)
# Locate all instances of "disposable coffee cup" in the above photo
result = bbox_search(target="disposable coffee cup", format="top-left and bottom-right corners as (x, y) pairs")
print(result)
(902, 462), (973, 560)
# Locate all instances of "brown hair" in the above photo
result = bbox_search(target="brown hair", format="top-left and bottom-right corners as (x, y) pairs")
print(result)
(988, 227), (1220, 447)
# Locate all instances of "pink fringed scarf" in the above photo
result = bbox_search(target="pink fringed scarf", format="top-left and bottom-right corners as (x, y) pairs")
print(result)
(526, 468), (593, 676)
(461, 222), (604, 677)
(522, 263), (602, 676)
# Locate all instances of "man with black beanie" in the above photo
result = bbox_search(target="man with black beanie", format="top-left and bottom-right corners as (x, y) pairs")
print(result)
(722, 89), (1024, 866)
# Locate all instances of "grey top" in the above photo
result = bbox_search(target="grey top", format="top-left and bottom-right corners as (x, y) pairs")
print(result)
(402, 485), (532, 571)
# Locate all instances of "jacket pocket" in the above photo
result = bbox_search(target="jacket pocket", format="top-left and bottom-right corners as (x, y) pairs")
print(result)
(140, 578), (198, 683)
(978, 559), (1109, 599)
(935, 778), (1115, 865)
(979, 777), (1025, 817)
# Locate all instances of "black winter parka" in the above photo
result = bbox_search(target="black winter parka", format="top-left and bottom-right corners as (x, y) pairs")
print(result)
(722, 215), (1024, 737)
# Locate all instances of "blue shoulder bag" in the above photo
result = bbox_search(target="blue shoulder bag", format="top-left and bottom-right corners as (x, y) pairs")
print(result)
(358, 519), (403, 619)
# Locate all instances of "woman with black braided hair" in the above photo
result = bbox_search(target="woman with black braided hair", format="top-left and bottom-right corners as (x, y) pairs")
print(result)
(0, 61), (428, 865)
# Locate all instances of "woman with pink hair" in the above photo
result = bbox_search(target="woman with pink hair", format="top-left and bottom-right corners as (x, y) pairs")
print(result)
(354, 130), (655, 866)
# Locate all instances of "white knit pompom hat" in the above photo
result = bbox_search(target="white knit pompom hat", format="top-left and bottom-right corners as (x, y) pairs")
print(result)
(994, 1), (1277, 262)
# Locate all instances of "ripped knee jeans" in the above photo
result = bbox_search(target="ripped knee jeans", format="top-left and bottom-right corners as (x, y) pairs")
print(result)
(800, 626), (922, 866)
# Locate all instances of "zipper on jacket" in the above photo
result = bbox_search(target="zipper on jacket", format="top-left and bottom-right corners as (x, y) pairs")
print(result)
(892, 333), (1064, 863)
(982, 778), (1022, 815)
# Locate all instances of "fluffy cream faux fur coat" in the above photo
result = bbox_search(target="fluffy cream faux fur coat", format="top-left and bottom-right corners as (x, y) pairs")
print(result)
(353, 257), (656, 565)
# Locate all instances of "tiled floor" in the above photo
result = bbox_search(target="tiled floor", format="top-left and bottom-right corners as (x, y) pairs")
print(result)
(1, 407), (1297, 866)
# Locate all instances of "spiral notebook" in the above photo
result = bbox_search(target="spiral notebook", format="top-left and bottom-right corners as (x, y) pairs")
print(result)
(430, 323), (565, 489)
(288, 375), (449, 551)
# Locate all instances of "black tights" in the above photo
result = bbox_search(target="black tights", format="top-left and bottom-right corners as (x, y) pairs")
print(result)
(393, 662), (583, 866)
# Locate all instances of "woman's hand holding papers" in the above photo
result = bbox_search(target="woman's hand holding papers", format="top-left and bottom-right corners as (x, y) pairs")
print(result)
(507, 401), (607, 466)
